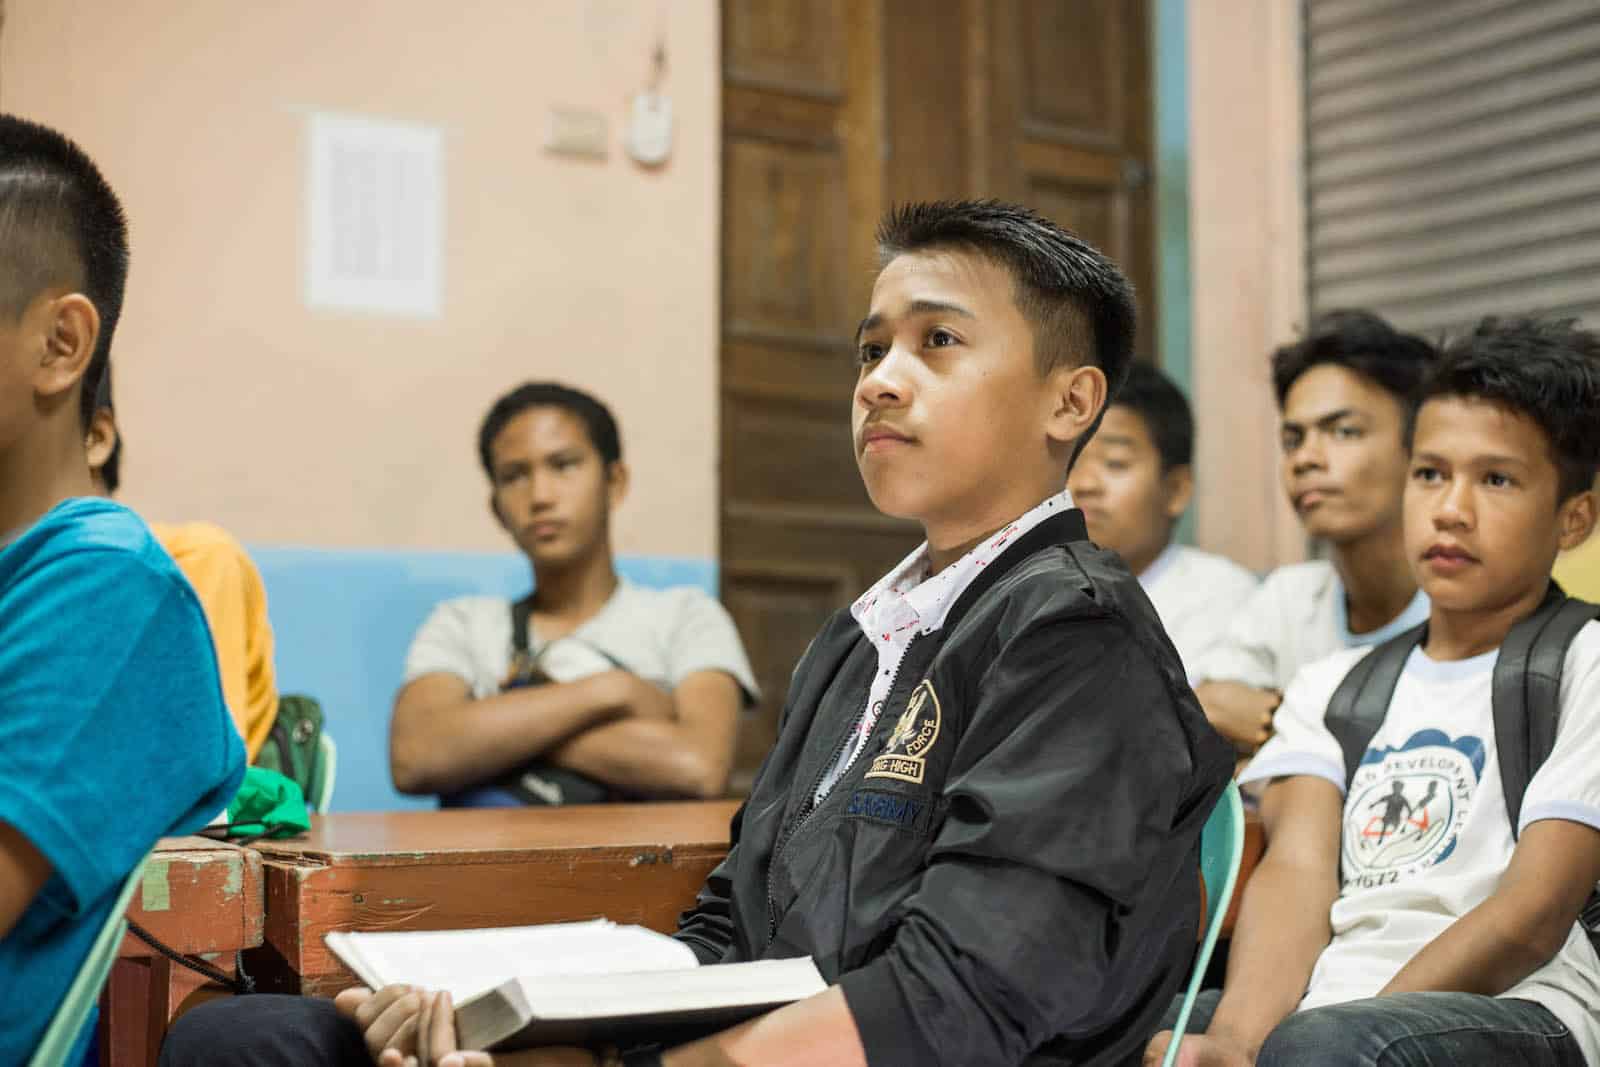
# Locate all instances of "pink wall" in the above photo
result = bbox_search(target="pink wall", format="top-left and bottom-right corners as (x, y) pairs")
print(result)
(0, 0), (720, 559)
(1187, 0), (1308, 572)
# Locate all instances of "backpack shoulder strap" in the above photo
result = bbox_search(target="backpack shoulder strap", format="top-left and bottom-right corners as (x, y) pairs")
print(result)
(1325, 623), (1428, 788)
(511, 592), (536, 655)
(1492, 582), (1600, 838)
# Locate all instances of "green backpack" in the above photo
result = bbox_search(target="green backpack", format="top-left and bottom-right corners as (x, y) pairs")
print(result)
(252, 693), (327, 807)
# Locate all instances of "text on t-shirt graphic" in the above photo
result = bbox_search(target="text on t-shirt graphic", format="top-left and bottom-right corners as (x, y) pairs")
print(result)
(1342, 729), (1485, 890)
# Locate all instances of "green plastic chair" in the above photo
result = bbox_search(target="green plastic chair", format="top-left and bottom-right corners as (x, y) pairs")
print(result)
(1162, 779), (1246, 1067)
(27, 856), (149, 1067)
(309, 731), (337, 814)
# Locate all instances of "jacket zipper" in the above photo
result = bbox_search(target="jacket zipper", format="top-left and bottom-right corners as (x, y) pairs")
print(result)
(766, 637), (916, 937)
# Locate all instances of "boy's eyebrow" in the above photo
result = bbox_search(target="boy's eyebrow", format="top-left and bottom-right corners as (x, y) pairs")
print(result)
(1411, 450), (1531, 469)
(1281, 407), (1359, 433)
(1095, 432), (1139, 447)
(855, 299), (977, 342)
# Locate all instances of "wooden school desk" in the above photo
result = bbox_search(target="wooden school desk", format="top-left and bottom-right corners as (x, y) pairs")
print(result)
(246, 800), (740, 996)
(101, 836), (265, 1067)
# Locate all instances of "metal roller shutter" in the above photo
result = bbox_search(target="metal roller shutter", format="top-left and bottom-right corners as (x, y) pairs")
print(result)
(1304, 0), (1600, 334)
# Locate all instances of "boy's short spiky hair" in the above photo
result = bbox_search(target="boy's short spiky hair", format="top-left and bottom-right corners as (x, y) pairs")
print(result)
(0, 114), (130, 431)
(478, 381), (622, 479)
(875, 199), (1138, 399)
(1271, 309), (1436, 409)
(1407, 316), (1600, 503)
(1113, 361), (1193, 471)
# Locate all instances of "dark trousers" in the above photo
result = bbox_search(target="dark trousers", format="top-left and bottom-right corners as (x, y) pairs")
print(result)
(159, 995), (369, 1067)
(1160, 989), (1586, 1066)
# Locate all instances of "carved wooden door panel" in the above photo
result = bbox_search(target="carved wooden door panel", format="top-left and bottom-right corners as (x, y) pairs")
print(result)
(720, 0), (1154, 788)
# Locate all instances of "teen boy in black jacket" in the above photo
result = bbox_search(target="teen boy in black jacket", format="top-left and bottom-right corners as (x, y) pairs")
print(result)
(161, 201), (1232, 1067)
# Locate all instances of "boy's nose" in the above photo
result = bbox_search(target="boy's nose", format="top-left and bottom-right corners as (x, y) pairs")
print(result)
(856, 354), (909, 409)
(1432, 485), (1473, 529)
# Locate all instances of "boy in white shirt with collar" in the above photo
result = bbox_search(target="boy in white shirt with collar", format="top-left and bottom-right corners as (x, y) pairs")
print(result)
(1070, 361), (1258, 677)
(1192, 311), (1437, 754)
(1149, 317), (1600, 1067)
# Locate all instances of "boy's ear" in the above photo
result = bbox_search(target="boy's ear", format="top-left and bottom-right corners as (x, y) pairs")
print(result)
(1163, 464), (1195, 521)
(34, 293), (100, 401)
(1044, 362), (1108, 450)
(1557, 488), (1597, 553)
(85, 408), (117, 470)
(605, 460), (630, 512)
(488, 490), (510, 532)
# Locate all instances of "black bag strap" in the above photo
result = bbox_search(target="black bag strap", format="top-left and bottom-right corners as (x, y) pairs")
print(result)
(1325, 622), (1429, 787)
(512, 592), (536, 655)
(1492, 582), (1599, 836)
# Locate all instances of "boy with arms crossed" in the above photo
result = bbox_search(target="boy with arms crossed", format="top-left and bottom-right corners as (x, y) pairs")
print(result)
(163, 201), (1231, 1067)
(390, 383), (757, 806)
(0, 115), (244, 1061)
(1192, 311), (1436, 754)
(1149, 318), (1600, 1066)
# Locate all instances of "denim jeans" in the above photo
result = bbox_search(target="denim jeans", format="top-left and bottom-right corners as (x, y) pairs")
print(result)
(1160, 989), (1586, 1067)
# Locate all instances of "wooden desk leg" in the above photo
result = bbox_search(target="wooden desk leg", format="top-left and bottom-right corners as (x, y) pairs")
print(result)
(102, 956), (233, 1067)
(143, 958), (230, 1067)
(103, 959), (151, 1067)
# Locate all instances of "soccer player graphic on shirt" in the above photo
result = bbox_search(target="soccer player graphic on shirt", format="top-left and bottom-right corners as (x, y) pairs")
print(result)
(1370, 780), (1415, 843)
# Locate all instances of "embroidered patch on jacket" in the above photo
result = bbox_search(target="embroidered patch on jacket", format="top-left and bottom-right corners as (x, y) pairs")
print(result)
(845, 789), (932, 833)
(865, 679), (942, 784)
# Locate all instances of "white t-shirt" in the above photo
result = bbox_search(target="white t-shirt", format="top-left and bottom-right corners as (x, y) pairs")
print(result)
(1190, 559), (1430, 691)
(1239, 624), (1600, 1063)
(403, 579), (759, 704)
(1138, 545), (1259, 680)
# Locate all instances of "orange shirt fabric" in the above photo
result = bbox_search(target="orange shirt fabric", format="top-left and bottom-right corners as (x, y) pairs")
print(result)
(1555, 535), (1600, 604)
(150, 522), (279, 760)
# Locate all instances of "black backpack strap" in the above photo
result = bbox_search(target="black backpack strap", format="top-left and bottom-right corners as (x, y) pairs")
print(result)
(1492, 582), (1600, 838)
(1324, 623), (1429, 788)
(511, 592), (536, 655)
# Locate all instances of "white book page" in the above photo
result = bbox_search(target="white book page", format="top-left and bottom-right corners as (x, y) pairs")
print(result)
(326, 921), (698, 1003)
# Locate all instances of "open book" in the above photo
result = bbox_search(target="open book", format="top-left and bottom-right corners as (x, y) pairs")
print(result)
(325, 920), (826, 1051)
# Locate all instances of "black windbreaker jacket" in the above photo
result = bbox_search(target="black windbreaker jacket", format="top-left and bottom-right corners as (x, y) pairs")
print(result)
(675, 509), (1234, 1066)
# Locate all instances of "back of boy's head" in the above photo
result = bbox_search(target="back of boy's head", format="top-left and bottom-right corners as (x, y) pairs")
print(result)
(1407, 316), (1600, 503)
(875, 200), (1137, 400)
(477, 381), (622, 478)
(1271, 309), (1435, 409)
(1112, 361), (1192, 472)
(0, 114), (130, 431)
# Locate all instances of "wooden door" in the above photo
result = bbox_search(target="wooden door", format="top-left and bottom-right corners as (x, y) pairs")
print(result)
(720, 0), (1155, 789)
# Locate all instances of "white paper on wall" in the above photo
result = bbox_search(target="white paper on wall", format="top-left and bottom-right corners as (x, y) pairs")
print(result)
(305, 112), (443, 317)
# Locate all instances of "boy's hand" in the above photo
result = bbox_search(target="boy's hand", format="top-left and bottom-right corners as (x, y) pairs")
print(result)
(335, 985), (422, 1063)
(389, 988), (595, 1067)
(1143, 1030), (1254, 1067)
(1193, 682), (1281, 754)
(598, 670), (677, 721)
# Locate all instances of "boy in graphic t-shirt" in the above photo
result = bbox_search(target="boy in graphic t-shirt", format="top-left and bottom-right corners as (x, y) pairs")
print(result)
(1148, 317), (1600, 1067)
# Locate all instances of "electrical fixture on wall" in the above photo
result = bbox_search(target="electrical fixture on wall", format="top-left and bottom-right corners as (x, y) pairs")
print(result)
(624, 37), (673, 167)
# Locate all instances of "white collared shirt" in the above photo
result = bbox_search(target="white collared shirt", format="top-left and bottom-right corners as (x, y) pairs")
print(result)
(812, 489), (1076, 805)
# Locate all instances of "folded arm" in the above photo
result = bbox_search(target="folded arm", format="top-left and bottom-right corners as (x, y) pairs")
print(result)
(389, 670), (662, 795)
(545, 670), (742, 799)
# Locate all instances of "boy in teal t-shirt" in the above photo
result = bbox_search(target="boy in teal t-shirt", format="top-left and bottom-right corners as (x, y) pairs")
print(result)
(0, 114), (244, 1063)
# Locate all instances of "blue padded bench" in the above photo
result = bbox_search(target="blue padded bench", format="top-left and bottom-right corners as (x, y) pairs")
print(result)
(251, 546), (715, 812)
